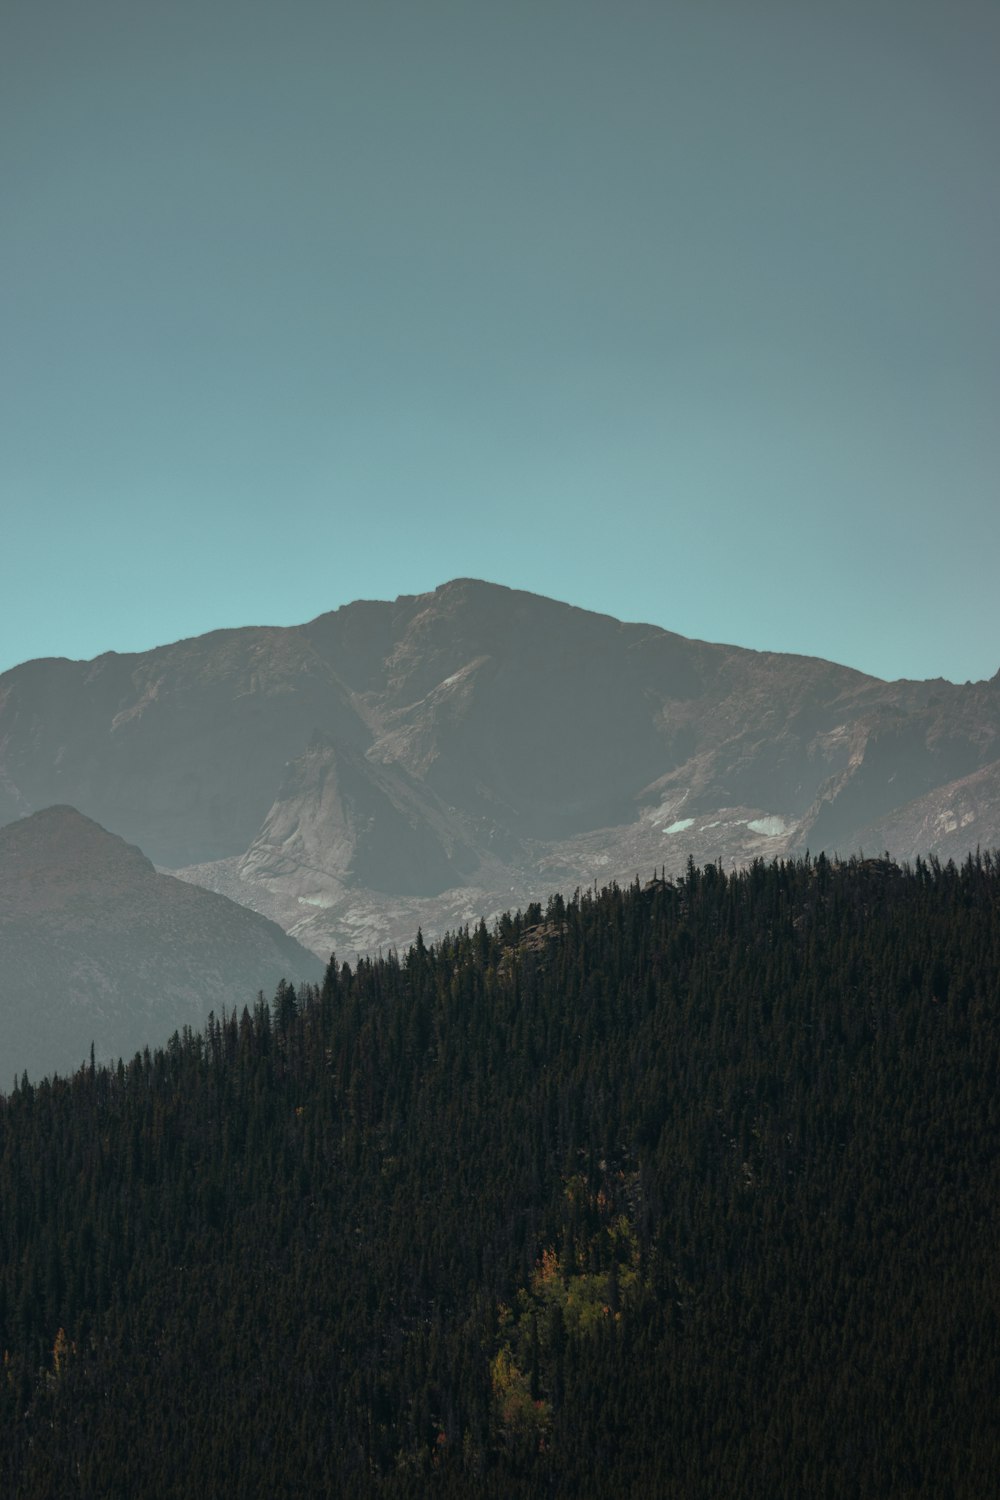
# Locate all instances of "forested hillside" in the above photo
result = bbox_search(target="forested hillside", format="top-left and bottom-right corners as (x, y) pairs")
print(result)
(2, 855), (998, 1497)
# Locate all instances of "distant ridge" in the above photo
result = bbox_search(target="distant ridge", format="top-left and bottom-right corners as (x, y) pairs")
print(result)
(0, 806), (324, 1083)
(1, 580), (997, 960)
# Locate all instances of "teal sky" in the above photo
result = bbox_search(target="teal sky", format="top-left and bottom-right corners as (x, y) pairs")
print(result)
(2, 0), (997, 684)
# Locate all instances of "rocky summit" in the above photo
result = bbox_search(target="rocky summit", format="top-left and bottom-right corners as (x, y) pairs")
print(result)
(1, 580), (997, 960)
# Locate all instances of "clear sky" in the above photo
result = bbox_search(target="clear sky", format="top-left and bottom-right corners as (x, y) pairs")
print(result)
(2, 0), (997, 684)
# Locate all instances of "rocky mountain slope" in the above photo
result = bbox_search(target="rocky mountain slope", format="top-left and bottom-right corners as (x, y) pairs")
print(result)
(1, 580), (997, 959)
(0, 807), (324, 1082)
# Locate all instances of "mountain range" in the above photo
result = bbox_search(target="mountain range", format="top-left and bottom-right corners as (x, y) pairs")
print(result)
(1, 579), (998, 965)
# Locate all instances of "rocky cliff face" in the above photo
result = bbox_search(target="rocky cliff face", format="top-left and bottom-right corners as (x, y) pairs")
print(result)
(1, 580), (997, 960)
(0, 806), (324, 1082)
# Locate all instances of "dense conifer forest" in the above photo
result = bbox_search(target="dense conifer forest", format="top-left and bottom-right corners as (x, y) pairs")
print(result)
(1, 853), (998, 1497)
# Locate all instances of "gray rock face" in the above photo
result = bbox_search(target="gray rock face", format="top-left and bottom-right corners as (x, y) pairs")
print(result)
(0, 806), (324, 1083)
(0, 629), (368, 868)
(1, 580), (998, 962)
(850, 758), (1000, 864)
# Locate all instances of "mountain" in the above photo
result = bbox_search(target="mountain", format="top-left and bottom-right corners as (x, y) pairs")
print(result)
(0, 806), (325, 1082)
(1, 580), (997, 958)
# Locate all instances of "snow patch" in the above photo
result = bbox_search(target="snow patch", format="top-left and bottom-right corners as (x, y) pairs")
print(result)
(746, 816), (787, 837)
(664, 817), (695, 834)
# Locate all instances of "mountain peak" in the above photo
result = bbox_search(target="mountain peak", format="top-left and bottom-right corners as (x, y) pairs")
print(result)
(0, 805), (153, 903)
(2, 588), (998, 973)
(0, 807), (324, 1082)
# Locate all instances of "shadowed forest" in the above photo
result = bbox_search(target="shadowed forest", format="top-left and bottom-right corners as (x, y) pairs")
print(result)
(1, 853), (998, 1497)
